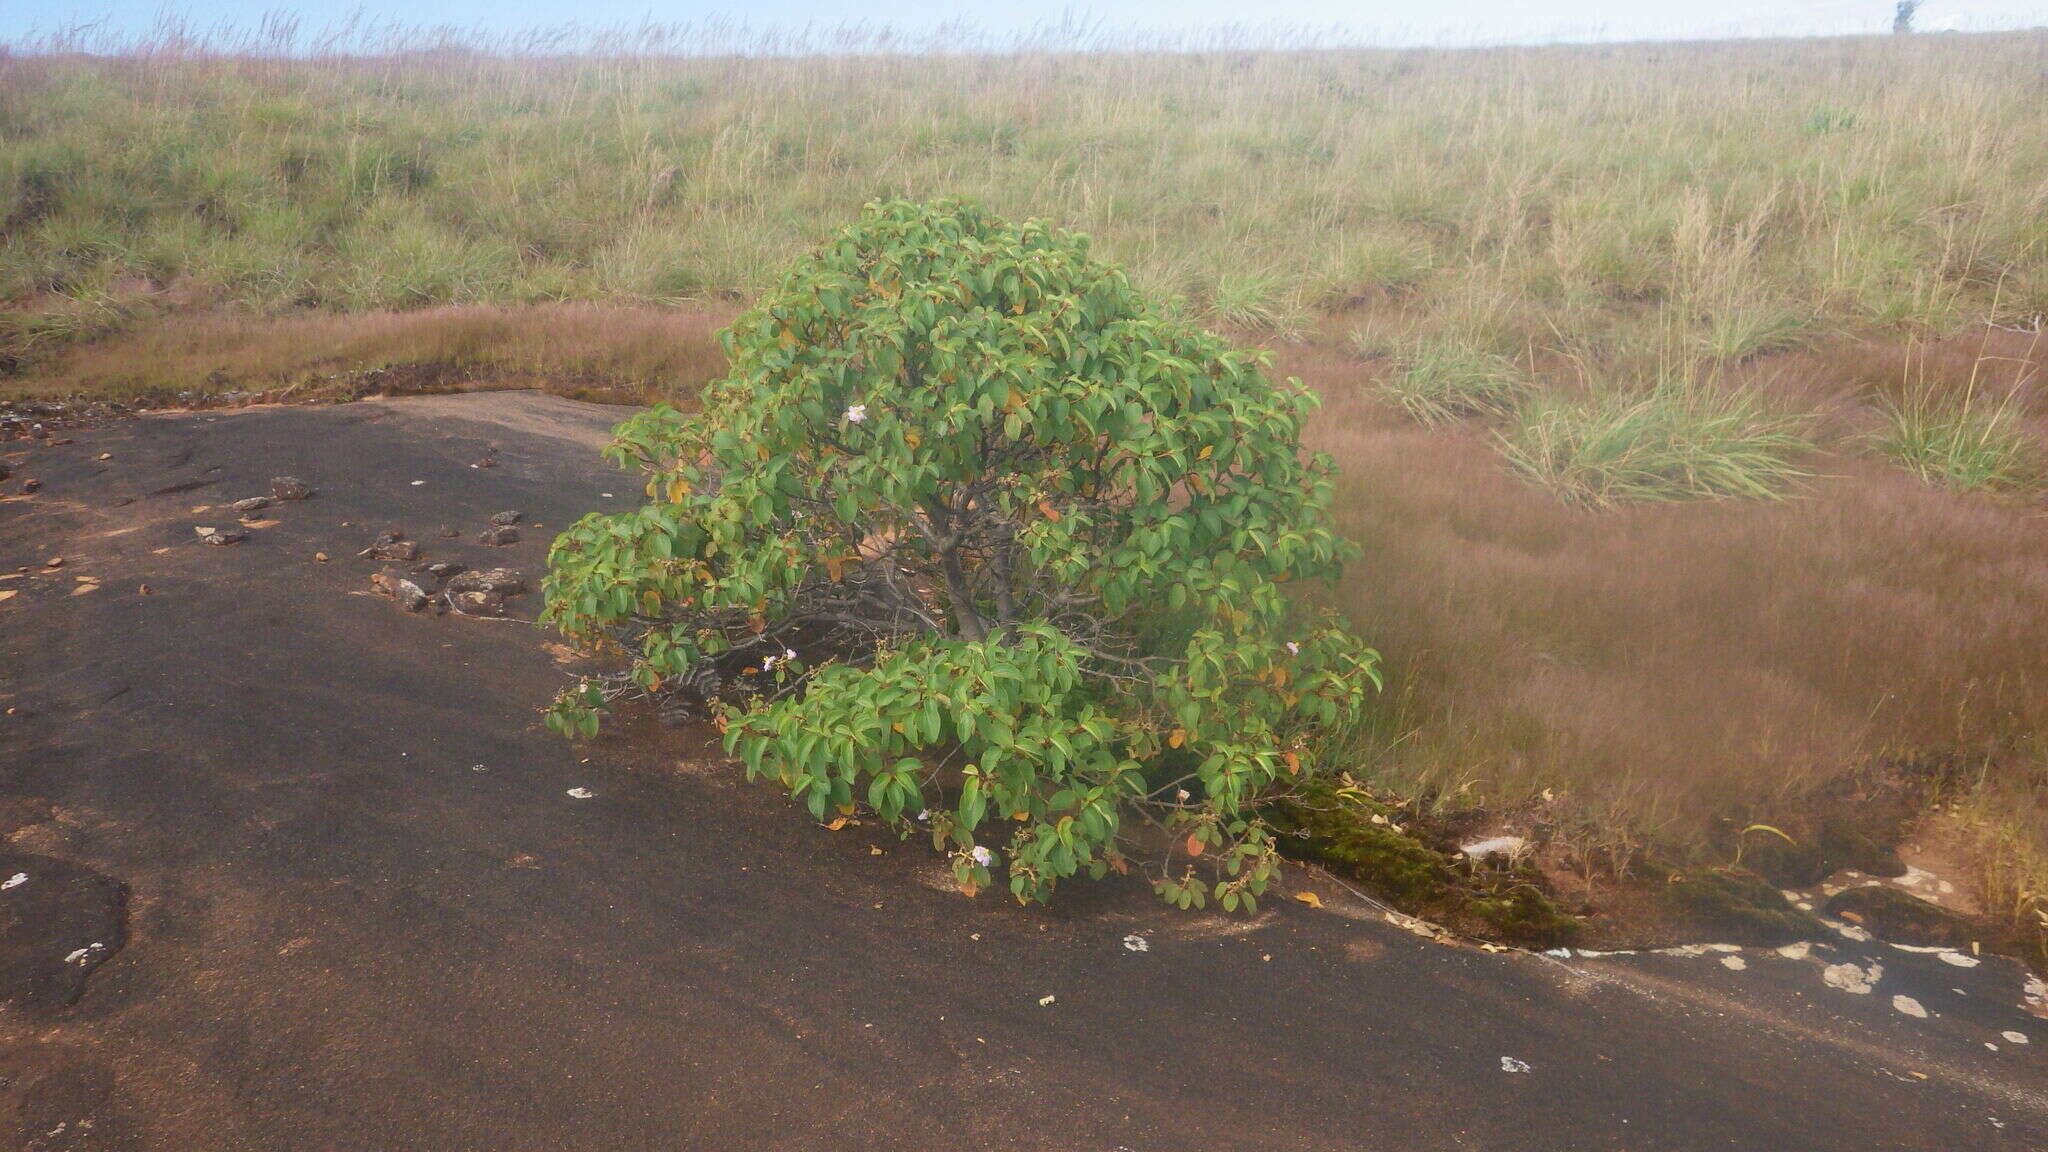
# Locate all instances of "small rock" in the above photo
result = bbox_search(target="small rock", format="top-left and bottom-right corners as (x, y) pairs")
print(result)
(1500, 1056), (1532, 1073)
(478, 525), (519, 547)
(43, 556), (63, 568)
(566, 787), (593, 800)
(314, 552), (329, 563)
(446, 567), (526, 596)
(449, 589), (506, 616)
(202, 529), (249, 546)
(357, 532), (419, 562)
(97, 452), (112, 461)
(20, 478), (41, 494)
(269, 476), (312, 501)
(232, 496), (272, 514)
(411, 561), (467, 590)
(490, 510), (523, 526)
(392, 579), (431, 612)
(29, 423), (48, 439)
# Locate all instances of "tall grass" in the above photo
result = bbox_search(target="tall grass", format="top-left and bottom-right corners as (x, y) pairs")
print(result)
(1499, 385), (1810, 506)
(1878, 384), (2038, 493)
(4, 30), (2048, 378)
(1371, 340), (1531, 426)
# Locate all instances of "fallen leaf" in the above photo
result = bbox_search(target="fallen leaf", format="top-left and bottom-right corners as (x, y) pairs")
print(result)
(43, 557), (63, 568)
(138, 584), (152, 595)
(869, 846), (883, 856)
(69, 584), (96, 596)
(0, 590), (16, 602)
(824, 817), (848, 831)
(240, 518), (280, 529)
(314, 552), (329, 562)
(96, 452), (112, 461)
(1037, 994), (1056, 1007)
(189, 505), (210, 514)
(1839, 910), (1864, 925)
(1294, 891), (1323, 909)
(1167, 728), (1186, 748)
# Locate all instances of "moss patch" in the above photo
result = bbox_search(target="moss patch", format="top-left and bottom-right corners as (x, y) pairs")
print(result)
(1654, 865), (1826, 946)
(1269, 779), (1580, 948)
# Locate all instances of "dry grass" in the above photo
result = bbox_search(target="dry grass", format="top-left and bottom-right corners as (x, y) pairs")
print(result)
(4, 302), (730, 403)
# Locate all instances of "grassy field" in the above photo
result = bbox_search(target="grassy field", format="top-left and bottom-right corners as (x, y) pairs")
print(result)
(4, 29), (2045, 947)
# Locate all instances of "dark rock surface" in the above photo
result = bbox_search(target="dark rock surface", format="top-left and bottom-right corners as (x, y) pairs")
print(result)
(1, 392), (2041, 1152)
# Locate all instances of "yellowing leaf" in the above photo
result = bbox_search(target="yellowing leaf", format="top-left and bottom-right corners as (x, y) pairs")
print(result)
(1197, 444), (1213, 459)
(1168, 728), (1186, 749)
(824, 817), (848, 831)
(1293, 891), (1323, 909)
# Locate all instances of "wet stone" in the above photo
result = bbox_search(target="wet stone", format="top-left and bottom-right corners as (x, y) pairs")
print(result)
(478, 525), (519, 547)
(20, 479), (41, 494)
(490, 510), (523, 526)
(231, 496), (273, 514)
(269, 476), (312, 501)
(199, 528), (249, 546)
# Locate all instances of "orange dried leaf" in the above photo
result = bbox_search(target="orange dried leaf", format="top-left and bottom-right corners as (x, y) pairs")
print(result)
(1293, 891), (1323, 909)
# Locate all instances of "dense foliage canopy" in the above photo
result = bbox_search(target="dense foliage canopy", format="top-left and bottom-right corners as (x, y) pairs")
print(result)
(544, 198), (1378, 906)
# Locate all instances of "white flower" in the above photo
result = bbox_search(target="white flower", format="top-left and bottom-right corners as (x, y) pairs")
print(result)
(1285, 641), (1301, 656)
(760, 655), (779, 671)
(1175, 788), (1191, 802)
(844, 404), (868, 424)
(915, 809), (930, 822)
(969, 845), (996, 867)
(783, 648), (797, 662)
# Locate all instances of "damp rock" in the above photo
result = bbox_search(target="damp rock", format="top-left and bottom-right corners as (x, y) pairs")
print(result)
(231, 496), (272, 514)
(477, 525), (519, 547)
(446, 567), (526, 596)
(197, 527), (248, 546)
(1824, 884), (1978, 949)
(20, 478), (41, 494)
(269, 476), (312, 501)
(489, 510), (523, 526)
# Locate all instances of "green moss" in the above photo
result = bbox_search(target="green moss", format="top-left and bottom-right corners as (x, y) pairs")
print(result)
(1658, 866), (1825, 945)
(1269, 780), (1581, 948)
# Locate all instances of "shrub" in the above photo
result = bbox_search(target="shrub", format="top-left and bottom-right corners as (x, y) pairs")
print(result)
(543, 198), (1380, 907)
(1498, 385), (1809, 506)
(1373, 341), (1532, 426)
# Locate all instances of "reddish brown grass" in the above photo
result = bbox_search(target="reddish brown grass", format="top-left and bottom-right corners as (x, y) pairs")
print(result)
(6, 302), (734, 404)
(1288, 331), (2048, 848)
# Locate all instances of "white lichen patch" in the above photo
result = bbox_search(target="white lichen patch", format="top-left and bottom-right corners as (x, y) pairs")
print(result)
(1499, 1056), (1532, 1073)
(1776, 942), (1812, 960)
(1460, 835), (1527, 862)
(2003, 1030), (2030, 1045)
(1721, 955), (1747, 971)
(1892, 995), (1928, 1018)
(1823, 961), (1883, 994)
(1937, 951), (1980, 968)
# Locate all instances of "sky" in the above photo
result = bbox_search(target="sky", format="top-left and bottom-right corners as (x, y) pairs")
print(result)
(4, 0), (2045, 50)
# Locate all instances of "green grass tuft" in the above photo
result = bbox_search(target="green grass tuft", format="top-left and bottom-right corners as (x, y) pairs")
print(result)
(1373, 341), (1532, 426)
(1498, 385), (1810, 506)
(1877, 387), (2037, 493)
